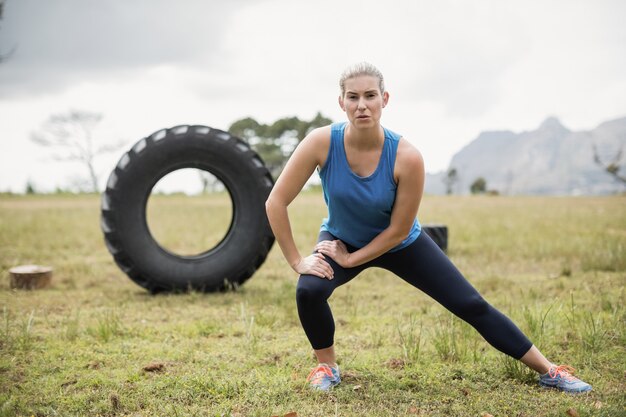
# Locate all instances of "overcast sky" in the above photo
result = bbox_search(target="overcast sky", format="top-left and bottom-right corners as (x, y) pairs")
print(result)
(1, 0), (625, 192)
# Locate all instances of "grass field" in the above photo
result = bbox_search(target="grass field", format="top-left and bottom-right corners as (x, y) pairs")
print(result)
(0, 192), (624, 417)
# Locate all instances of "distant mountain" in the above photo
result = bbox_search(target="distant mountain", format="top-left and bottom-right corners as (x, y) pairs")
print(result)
(425, 116), (626, 195)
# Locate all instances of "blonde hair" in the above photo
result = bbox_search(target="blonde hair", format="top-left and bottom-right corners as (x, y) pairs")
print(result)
(339, 62), (385, 96)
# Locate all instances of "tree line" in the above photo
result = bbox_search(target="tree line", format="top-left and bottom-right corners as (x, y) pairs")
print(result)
(23, 109), (626, 195)
(443, 168), (490, 195)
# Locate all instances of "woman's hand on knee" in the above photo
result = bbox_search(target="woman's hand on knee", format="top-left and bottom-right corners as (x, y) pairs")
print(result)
(315, 239), (351, 268)
(294, 253), (334, 280)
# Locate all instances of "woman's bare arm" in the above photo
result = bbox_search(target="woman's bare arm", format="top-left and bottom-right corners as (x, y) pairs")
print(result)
(265, 126), (335, 279)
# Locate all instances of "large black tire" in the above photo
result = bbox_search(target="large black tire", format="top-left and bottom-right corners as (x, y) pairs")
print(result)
(101, 125), (275, 293)
(422, 224), (448, 252)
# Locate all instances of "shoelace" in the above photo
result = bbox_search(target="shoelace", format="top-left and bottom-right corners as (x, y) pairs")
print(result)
(306, 364), (335, 384)
(549, 365), (578, 382)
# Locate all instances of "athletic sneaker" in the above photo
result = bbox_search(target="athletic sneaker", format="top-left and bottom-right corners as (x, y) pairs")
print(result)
(539, 365), (592, 393)
(306, 363), (340, 391)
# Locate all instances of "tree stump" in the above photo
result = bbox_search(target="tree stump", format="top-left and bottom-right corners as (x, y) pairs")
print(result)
(9, 265), (53, 289)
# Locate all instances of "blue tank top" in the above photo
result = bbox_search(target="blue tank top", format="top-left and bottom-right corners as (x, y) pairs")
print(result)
(319, 122), (421, 252)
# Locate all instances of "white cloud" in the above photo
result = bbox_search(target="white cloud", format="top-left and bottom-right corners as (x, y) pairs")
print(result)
(0, 0), (254, 96)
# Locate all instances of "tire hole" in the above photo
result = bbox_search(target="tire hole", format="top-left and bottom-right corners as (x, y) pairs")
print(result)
(146, 168), (233, 257)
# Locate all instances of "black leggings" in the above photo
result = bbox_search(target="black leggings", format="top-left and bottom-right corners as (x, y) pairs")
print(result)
(296, 230), (533, 360)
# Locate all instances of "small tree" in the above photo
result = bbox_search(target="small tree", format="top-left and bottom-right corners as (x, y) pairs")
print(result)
(198, 170), (224, 194)
(593, 143), (626, 184)
(30, 110), (125, 193)
(442, 168), (459, 195)
(470, 177), (487, 194)
(25, 179), (36, 195)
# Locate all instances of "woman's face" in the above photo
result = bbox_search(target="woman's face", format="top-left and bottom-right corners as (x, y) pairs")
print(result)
(339, 75), (389, 129)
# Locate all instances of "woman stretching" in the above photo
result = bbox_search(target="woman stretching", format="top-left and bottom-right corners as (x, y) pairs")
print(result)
(264, 62), (592, 394)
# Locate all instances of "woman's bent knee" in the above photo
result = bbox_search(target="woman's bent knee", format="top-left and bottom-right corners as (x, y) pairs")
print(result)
(296, 275), (332, 306)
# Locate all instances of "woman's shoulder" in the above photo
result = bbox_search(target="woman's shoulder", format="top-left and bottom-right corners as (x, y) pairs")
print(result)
(296, 125), (332, 166)
(305, 124), (332, 142)
(394, 136), (424, 178)
(300, 125), (332, 150)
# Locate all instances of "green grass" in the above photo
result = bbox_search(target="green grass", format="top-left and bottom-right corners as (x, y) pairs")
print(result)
(0, 192), (625, 416)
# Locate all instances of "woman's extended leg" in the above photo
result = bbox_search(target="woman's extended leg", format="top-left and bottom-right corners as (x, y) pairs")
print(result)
(376, 231), (591, 392)
(378, 231), (533, 358)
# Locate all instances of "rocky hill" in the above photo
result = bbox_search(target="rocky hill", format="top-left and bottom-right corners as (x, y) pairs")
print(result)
(425, 116), (626, 195)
